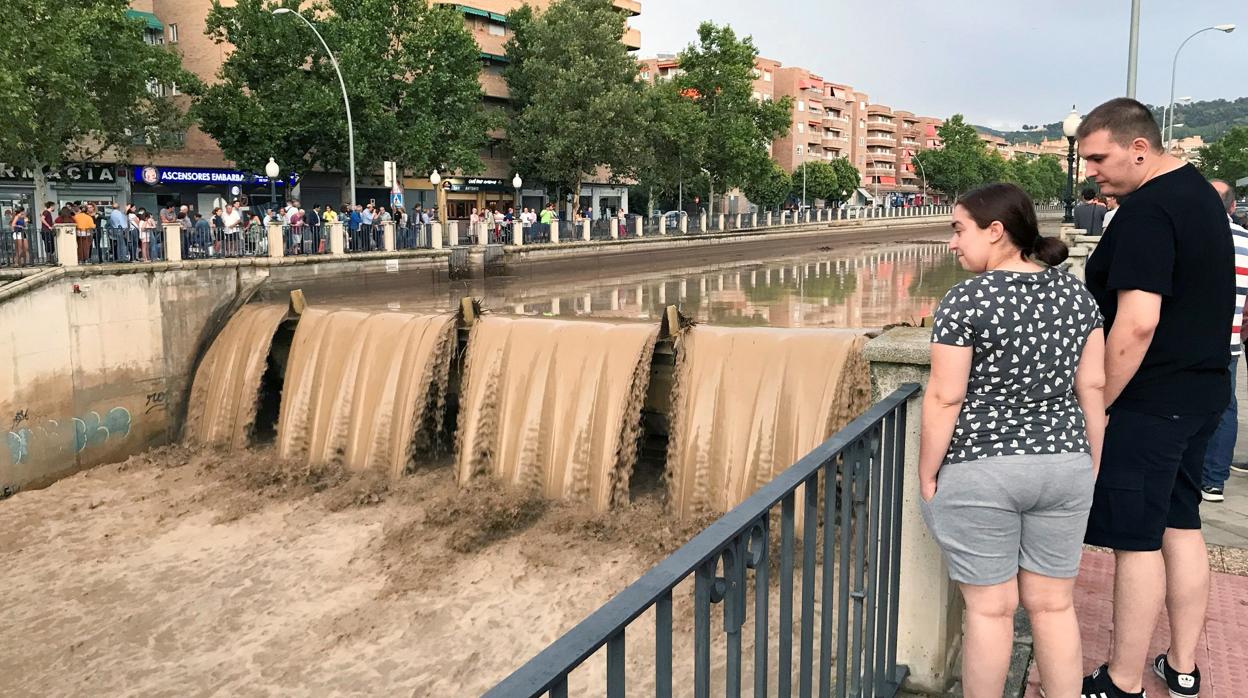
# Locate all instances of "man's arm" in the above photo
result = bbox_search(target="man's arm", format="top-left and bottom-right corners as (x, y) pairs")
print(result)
(1104, 289), (1162, 406)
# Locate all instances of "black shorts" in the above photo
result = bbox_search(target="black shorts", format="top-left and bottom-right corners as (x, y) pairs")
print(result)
(1084, 407), (1220, 551)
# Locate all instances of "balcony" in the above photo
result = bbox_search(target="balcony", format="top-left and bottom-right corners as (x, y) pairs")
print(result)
(823, 114), (851, 127)
(866, 165), (896, 177)
(867, 151), (896, 163)
(866, 135), (896, 147)
(823, 135), (850, 150)
(612, 0), (642, 16)
(866, 119), (896, 132)
(866, 104), (894, 117)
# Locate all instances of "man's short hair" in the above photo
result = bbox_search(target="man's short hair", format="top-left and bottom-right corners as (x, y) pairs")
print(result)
(1081, 187), (1096, 201)
(1076, 97), (1163, 151)
(1210, 179), (1237, 212)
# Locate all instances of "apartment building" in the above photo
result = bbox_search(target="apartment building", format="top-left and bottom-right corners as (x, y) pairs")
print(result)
(98, 1), (643, 216)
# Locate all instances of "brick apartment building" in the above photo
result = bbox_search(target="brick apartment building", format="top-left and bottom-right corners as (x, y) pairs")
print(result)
(639, 54), (945, 207)
(9, 1), (641, 218)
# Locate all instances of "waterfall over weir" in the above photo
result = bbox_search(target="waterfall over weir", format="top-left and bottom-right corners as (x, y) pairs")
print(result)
(184, 304), (290, 449)
(665, 326), (871, 520)
(455, 316), (659, 513)
(275, 309), (457, 477)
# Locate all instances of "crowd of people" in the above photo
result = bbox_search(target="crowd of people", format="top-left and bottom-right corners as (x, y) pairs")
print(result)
(922, 97), (1243, 698)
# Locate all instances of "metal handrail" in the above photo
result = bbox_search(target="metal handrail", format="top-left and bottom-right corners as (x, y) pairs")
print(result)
(486, 382), (921, 697)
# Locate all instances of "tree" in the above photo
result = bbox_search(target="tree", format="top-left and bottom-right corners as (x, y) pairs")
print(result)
(1197, 126), (1248, 189)
(910, 115), (998, 200)
(1029, 155), (1066, 202)
(0, 0), (197, 205)
(676, 23), (792, 215)
(195, 0), (489, 185)
(636, 80), (709, 213)
(826, 158), (863, 204)
(789, 160), (859, 205)
(742, 160), (790, 210)
(504, 0), (645, 210)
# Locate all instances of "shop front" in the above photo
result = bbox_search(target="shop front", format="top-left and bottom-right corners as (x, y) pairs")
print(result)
(402, 176), (517, 219)
(0, 162), (129, 215)
(131, 165), (297, 216)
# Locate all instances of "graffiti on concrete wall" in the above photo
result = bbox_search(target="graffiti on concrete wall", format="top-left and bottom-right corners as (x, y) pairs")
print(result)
(5, 407), (133, 466)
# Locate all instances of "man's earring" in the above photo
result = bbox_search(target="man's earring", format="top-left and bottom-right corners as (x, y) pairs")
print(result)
(1136, 156), (1144, 163)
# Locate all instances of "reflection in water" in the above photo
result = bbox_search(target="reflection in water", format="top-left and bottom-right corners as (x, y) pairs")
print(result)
(301, 242), (967, 330)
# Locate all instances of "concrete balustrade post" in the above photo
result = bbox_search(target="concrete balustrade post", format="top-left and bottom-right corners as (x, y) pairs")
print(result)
(448, 221), (459, 246)
(765, 211), (773, 227)
(781, 211), (790, 225)
(633, 216), (643, 238)
(658, 215), (667, 236)
(55, 223), (79, 267)
(551, 220), (560, 244)
(512, 221), (523, 246)
(162, 223), (182, 262)
(329, 222), (346, 255)
(734, 213), (742, 229)
(477, 222), (488, 246)
(679, 213), (688, 234)
(716, 213), (725, 231)
(430, 222), (444, 250)
(610, 219), (619, 240)
(382, 221), (396, 251)
(581, 219), (591, 241)
(864, 327), (963, 695)
(267, 223), (285, 258)
(699, 212), (708, 233)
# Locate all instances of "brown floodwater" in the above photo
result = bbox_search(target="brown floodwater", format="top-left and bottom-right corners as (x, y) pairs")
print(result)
(295, 237), (969, 331)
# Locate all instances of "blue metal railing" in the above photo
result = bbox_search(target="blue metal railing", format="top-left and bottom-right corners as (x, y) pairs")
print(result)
(487, 383), (920, 698)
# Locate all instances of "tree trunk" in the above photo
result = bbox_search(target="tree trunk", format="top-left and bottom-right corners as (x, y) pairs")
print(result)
(32, 162), (52, 213)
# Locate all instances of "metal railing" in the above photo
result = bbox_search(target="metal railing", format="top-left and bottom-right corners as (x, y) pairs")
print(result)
(76, 226), (166, 264)
(283, 224), (329, 256)
(397, 222), (434, 250)
(347, 223), (383, 252)
(182, 225), (263, 259)
(488, 383), (920, 698)
(0, 225), (56, 267)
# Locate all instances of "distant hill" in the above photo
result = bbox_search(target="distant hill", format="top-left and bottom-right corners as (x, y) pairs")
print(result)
(973, 97), (1248, 145)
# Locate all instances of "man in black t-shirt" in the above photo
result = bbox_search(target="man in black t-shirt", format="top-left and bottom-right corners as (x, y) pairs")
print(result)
(1077, 98), (1232, 698)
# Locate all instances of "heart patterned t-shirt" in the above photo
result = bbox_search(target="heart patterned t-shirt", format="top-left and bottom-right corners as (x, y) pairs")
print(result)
(931, 267), (1103, 466)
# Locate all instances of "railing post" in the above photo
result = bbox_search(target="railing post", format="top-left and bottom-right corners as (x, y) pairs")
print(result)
(633, 216), (643, 238)
(448, 221), (459, 246)
(658, 215), (667, 236)
(679, 213), (688, 234)
(863, 327), (962, 695)
(512, 221), (523, 246)
(430, 222), (443, 250)
(551, 220), (560, 244)
(329, 222), (346, 255)
(581, 219), (591, 241)
(610, 218), (619, 240)
(734, 213), (742, 229)
(765, 211), (773, 227)
(382, 221), (396, 251)
(698, 212), (707, 233)
(267, 223), (284, 259)
(158, 223), (181, 262)
(55, 223), (79, 267)
(716, 213), (725, 231)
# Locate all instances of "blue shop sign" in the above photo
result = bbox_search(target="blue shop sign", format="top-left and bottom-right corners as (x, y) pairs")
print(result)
(133, 166), (298, 187)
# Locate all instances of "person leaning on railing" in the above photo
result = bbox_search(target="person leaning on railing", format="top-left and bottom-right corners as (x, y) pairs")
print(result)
(72, 205), (96, 263)
(919, 182), (1105, 698)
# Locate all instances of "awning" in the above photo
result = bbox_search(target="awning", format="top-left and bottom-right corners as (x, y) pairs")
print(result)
(880, 176), (897, 185)
(479, 52), (509, 64)
(457, 5), (507, 23)
(125, 9), (163, 31)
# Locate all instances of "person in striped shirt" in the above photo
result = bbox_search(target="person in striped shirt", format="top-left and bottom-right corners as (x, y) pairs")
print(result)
(1200, 178), (1248, 502)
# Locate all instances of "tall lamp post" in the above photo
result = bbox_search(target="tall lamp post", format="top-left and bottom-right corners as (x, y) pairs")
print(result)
(512, 174), (522, 213)
(1161, 96), (1192, 147)
(1062, 107), (1081, 224)
(429, 170), (446, 226)
(273, 7), (356, 211)
(1167, 24), (1235, 145)
(265, 158), (280, 213)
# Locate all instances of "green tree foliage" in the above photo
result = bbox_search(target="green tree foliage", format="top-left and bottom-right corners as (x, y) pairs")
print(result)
(1001, 154), (1065, 202)
(742, 160), (790, 210)
(790, 160), (860, 205)
(675, 23), (792, 211)
(504, 0), (645, 206)
(1197, 126), (1248, 189)
(0, 0), (197, 203)
(195, 0), (489, 181)
(910, 115), (999, 199)
(635, 80), (709, 212)
(982, 97), (1248, 146)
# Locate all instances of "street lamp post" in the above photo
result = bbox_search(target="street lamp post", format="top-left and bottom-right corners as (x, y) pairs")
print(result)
(273, 8), (356, 211)
(265, 157), (280, 213)
(1167, 24), (1235, 145)
(512, 173), (522, 214)
(1161, 96), (1192, 147)
(1062, 107), (1081, 224)
(430, 169), (446, 226)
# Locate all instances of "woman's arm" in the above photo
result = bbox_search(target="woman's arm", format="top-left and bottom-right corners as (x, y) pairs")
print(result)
(918, 343), (972, 501)
(1074, 329), (1107, 476)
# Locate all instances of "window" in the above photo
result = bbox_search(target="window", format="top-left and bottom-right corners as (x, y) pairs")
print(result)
(168, 23), (178, 43)
(763, 71), (772, 82)
(641, 71), (651, 80)
(859, 137), (865, 146)
(797, 101), (805, 112)
(797, 145), (804, 155)
(488, 23), (505, 36)
(796, 123), (804, 134)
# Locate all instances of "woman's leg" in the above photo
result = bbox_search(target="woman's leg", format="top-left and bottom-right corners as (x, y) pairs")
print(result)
(16, 239), (28, 265)
(959, 578), (1019, 698)
(1019, 570), (1081, 697)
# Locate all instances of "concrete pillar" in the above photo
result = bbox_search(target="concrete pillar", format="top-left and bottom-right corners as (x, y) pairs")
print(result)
(658, 283), (666, 303)
(610, 288), (620, 310)
(512, 221), (523, 246)
(633, 216), (643, 238)
(267, 223), (284, 258)
(658, 216), (667, 236)
(162, 223), (182, 262)
(750, 270), (756, 286)
(678, 279), (687, 299)
(716, 213), (725, 231)
(513, 304), (525, 314)
(430, 223), (444, 250)
(781, 211), (789, 225)
(679, 214), (689, 234)
(863, 328), (963, 695)
(477, 222), (488, 246)
(329, 223), (345, 255)
(716, 274), (724, 292)
(635, 285), (643, 306)
(734, 213), (742, 229)
(551, 220), (561, 244)
(610, 219), (619, 240)
(448, 221), (460, 246)
(765, 211), (773, 227)
(581, 219), (591, 241)
(583, 292), (592, 313)
(382, 221), (396, 251)
(55, 223), (79, 267)
(551, 297), (560, 315)
(698, 277), (706, 294)
(699, 212), (707, 233)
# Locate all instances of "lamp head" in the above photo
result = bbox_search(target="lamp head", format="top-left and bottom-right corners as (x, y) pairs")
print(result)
(429, 169), (441, 186)
(1214, 23), (1235, 33)
(512, 174), (522, 189)
(1061, 106), (1081, 139)
(272, 8), (292, 15)
(265, 157), (280, 178)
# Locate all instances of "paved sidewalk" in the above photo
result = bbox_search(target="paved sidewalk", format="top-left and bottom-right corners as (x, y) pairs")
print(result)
(1023, 550), (1248, 697)
(1204, 353), (1248, 547)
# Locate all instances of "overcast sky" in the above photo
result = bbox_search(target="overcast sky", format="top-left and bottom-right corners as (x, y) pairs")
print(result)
(633, 0), (1248, 130)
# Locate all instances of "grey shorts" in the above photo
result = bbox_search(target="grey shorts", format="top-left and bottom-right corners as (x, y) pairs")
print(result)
(919, 452), (1094, 586)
